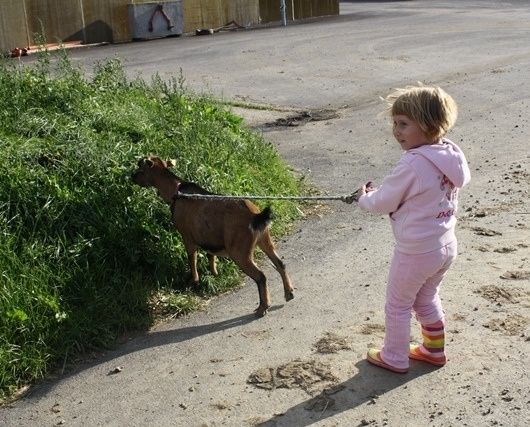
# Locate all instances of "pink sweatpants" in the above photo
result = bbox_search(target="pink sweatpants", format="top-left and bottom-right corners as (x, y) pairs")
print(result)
(381, 241), (457, 369)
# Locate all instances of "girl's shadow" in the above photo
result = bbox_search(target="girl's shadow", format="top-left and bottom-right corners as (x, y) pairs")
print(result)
(257, 359), (438, 426)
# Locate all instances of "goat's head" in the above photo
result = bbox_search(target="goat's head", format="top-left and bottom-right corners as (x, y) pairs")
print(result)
(131, 156), (176, 187)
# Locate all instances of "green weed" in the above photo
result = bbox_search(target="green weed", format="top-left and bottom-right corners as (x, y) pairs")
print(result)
(0, 49), (303, 399)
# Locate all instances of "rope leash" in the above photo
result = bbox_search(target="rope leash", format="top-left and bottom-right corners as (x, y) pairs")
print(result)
(175, 191), (360, 204)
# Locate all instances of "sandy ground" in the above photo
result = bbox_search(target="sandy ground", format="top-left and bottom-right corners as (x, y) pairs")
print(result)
(1, 1), (529, 426)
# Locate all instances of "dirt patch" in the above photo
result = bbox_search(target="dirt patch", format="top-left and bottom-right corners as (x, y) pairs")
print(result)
(298, 202), (333, 219)
(247, 359), (338, 394)
(493, 247), (518, 254)
(475, 285), (529, 305)
(500, 270), (530, 281)
(240, 329), (272, 340)
(313, 332), (351, 354)
(470, 227), (502, 237)
(264, 109), (339, 128)
(210, 401), (231, 411)
(462, 207), (488, 218)
(505, 165), (530, 183)
(358, 323), (385, 335)
(303, 384), (346, 412)
(483, 314), (529, 336)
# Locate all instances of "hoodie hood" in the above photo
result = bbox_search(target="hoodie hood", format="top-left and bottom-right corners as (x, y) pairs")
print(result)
(410, 138), (471, 188)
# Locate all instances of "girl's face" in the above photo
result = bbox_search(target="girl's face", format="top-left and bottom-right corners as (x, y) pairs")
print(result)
(392, 114), (434, 150)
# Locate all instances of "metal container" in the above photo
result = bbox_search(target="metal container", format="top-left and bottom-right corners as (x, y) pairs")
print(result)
(128, 1), (183, 40)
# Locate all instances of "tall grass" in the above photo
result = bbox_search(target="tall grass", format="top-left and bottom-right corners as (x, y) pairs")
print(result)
(0, 49), (303, 399)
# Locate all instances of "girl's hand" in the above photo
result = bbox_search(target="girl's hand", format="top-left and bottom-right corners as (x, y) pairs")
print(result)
(359, 181), (375, 195)
(363, 181), (375, 193)
(352, 181), (375, 202)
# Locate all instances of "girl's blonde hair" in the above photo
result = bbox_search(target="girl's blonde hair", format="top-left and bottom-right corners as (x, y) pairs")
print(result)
(385, 84), (458, 140)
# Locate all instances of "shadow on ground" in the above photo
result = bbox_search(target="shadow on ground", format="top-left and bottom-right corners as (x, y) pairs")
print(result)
(257, 360), (436, 426)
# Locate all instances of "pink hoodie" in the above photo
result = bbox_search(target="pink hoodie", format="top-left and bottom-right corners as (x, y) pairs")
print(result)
(358, 138), (471, 254)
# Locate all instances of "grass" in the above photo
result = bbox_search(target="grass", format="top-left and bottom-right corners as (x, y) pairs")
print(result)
(0, 49), (304, 399)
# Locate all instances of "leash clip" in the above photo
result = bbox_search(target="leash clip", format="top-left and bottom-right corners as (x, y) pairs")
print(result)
(341, 190), (360, 204)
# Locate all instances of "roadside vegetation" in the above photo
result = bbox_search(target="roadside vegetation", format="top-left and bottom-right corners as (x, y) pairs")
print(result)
(0, 50), (303, 399)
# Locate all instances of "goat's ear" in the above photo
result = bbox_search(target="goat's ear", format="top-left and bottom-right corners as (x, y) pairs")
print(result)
(166, 159), (176, 168)
(138, 158), (152, 168)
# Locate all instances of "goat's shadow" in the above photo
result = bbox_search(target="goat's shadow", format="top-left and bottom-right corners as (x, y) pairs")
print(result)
(256, 360), (436, 426)
(24, 307), (282, 400)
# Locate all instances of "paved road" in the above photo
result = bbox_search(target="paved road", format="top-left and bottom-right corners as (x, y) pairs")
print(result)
(2, 1), (530, 426)
(49, 0), (530, 111)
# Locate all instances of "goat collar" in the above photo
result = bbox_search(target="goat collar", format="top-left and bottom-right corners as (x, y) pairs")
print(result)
(170, 182), (182, 217)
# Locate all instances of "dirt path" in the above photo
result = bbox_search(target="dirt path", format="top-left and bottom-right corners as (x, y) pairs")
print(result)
(2, 1), (529, 426)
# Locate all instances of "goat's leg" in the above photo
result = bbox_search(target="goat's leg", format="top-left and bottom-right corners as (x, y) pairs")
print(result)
(233, 255), (270, 317)
(207, 254), (218, 276)
(258, 232), (294, 302)
(183, 241), (200, 284)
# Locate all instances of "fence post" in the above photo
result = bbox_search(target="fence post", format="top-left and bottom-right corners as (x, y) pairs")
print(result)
(79, 0), (87, 44)
(280, 0), (287, 26)
(22, 0), (31, 47)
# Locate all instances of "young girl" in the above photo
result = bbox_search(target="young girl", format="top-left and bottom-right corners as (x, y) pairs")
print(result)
(357, 84), (470, 373)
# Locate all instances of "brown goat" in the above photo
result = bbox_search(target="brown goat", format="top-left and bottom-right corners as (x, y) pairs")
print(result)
(131, 156), (294, 317)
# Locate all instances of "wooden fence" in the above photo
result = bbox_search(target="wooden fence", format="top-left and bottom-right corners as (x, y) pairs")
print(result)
(0, 0), (339, 52)
(259, 0), (339, 24)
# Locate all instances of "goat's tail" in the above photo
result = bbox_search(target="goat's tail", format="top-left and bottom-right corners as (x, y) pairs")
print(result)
(251, 206), (273, 233)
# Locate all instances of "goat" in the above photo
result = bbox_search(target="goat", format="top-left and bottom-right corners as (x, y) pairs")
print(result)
(131, 156), (294, 317)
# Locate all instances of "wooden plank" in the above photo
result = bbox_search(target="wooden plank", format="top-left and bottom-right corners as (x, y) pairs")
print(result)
(26, 0), (83, 45)
(0, 0), (31, 51)
(259, 0), (338, 24)
(259, 0), (292, 24)
(315, 0), (339, 17)
(81, 0), (127, 44)
(223, 0), (259, 28)
(294, 0), (338, 20)
(183, 0), (221, 31)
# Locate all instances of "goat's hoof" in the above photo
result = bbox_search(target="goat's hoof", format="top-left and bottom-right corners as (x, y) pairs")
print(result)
(254, 306), (269, 317)
(285, 291), (294, 302)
